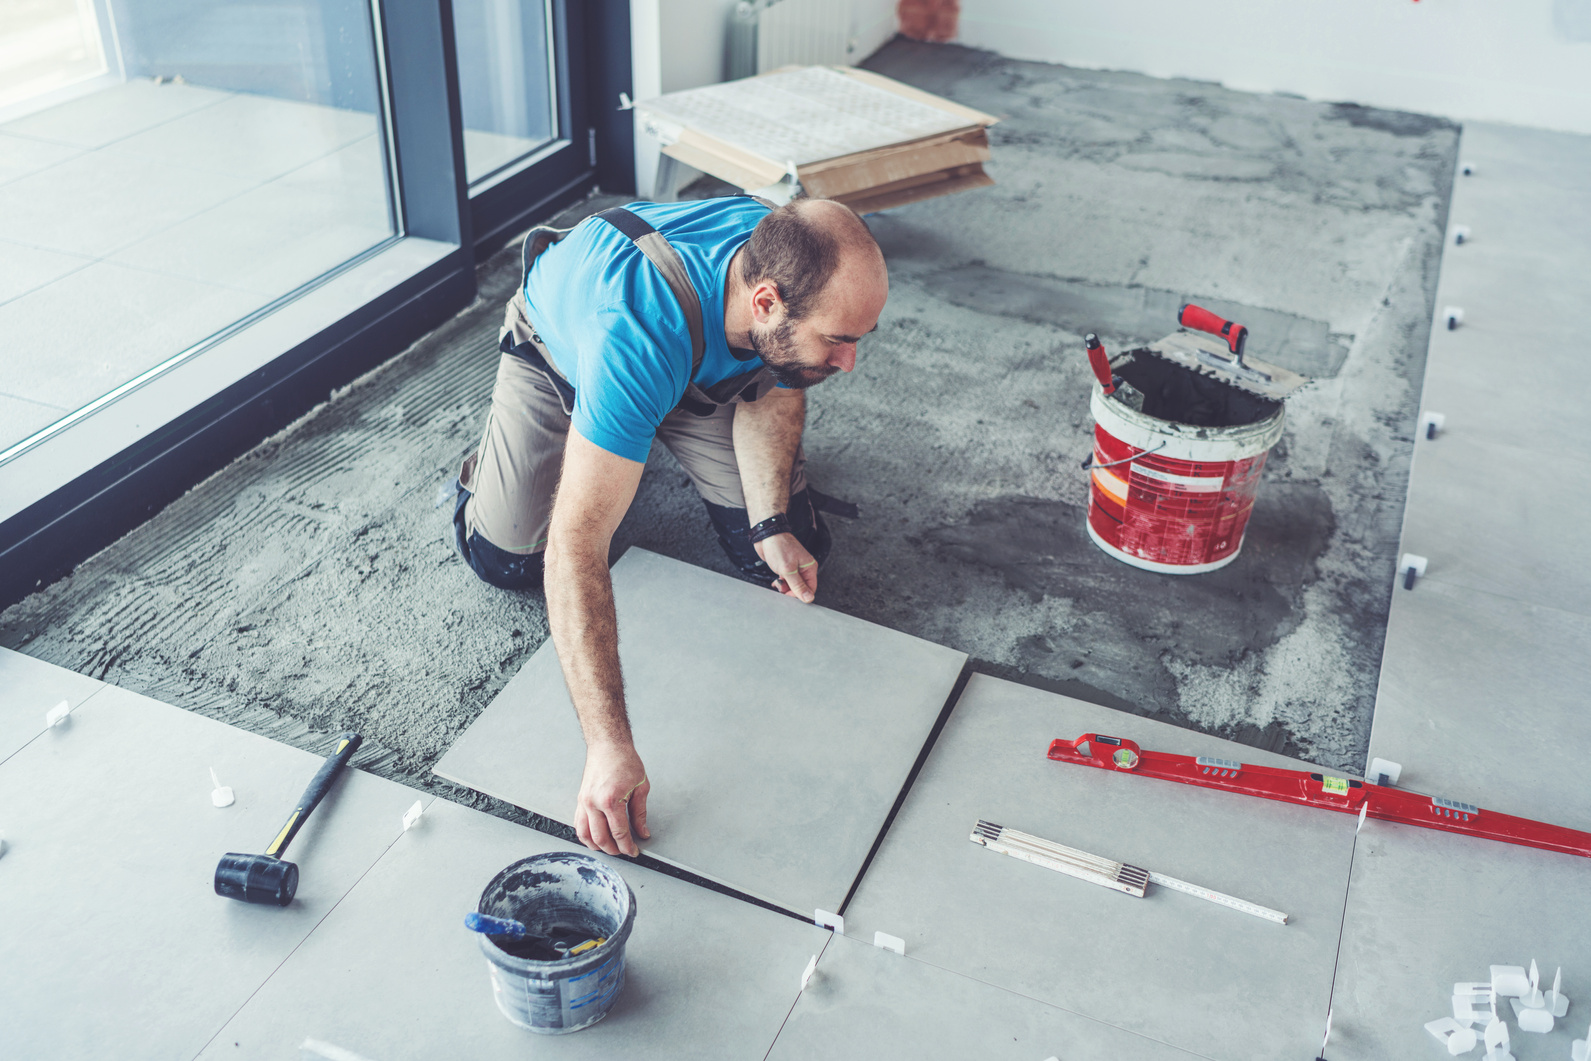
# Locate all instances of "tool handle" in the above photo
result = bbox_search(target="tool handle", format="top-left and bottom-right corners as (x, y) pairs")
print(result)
(1083, 333), (1116, 394)
(265, 732), (362, 858)
(1178, 303), (1248, 359)
(464, 912), (527, 938)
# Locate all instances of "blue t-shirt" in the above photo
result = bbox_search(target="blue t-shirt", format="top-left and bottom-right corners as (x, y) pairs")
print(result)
(523, 198), (772, 462)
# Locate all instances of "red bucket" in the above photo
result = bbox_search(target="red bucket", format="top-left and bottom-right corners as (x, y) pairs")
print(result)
(1087, 384), (1285, 573)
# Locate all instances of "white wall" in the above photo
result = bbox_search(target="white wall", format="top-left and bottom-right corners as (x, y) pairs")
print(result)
(957, 0), (1591, 135)
(630, 0), (902, 195)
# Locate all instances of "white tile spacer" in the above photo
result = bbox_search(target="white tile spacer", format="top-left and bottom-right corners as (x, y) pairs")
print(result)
(1492, 965), (1530, 997)
(299, 1039), (378, 1061)
(1481, 1018), (1513, 1061)
(1573, 1020), (1591, 1061)
(873, 931), (905, 955)
(1356, 804), (1368, 833)
(401, 800), (424, 831)
(800, 954), (817, 991)
(1400, 554), (1428, 590)
(1460, 161), (1476, 176)
(1452, 225), (1471, 245)
(0, 832), (7, 860)
(1425, 1016), (1478, 1055)
(813, 909), (843, 935)
(209, 768), (234, 808)
(1512, 1004), (1552, 1033)
(45, 700), (70, 728)
(1444, 306), (1465, 330)
(1454, 982), (1497, 1024)
(1544, 966), (1569, 1018)
(1368, 758), (1402, 787)
(1421, 411), (1446, 440)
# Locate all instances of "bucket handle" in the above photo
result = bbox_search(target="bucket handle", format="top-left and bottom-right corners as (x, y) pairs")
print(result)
(1081, 441), (1166, 471)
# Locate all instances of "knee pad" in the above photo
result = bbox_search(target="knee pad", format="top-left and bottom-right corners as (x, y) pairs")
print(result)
(453, 482), (546, 591)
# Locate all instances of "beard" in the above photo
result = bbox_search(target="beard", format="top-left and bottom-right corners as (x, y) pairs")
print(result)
(750, 317), (838, 390)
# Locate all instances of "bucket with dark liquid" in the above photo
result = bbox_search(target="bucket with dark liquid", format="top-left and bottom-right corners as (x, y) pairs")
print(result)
(476, 852), (636, 1034)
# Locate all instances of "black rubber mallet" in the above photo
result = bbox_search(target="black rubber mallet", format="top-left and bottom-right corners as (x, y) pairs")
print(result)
(214, 732), (362, 906)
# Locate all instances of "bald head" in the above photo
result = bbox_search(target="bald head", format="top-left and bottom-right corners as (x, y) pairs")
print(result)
(738, 197), (886, 321)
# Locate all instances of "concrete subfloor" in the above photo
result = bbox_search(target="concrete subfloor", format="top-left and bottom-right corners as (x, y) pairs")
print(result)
(0, 40), (1456, 809)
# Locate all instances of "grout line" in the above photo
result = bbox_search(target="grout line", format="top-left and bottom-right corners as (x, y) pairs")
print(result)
(1414, 573), (1591, 624)
(0, 677), (114, 770)
(0, 390), (69, 412)
(761, 931), (833, 1061)
(1319, 819), (1365, 1060)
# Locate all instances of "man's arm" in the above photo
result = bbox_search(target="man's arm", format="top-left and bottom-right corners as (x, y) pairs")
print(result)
(732, 388), (817, 602)
(544, 427), (649, 856)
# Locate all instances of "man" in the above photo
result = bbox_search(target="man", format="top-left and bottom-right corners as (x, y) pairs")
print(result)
(452, 195), (889, 857)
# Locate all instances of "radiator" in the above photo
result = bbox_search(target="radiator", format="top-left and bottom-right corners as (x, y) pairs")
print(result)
(728, 0), (854, 79)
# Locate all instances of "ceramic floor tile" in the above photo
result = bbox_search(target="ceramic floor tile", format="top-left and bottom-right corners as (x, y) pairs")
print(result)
(0, 148), (255, 258)
(0, 392), (69, 452)
(768, 932), (1207, 1061)
(0, 646), (105, 763)
(1399, 433), (1591, 617)
(1413, 353), (1591, 458)
(0, 236), (92, 304)
(1450, 121), (1591, 199)
(0, 685), (422, 1061)
(463, 127), (545, 184)
(0, 132), (84, 186)
(842, 674), (1356, 1061)
(198, 798), (826, 1061)
(109, 178), (393, 296)
(0, 260), (264, 410)
(1369, 579), (1591, 823)
(0, 79), (233, 148)
(103, 93), (381, 183)
(434, 548), (967, 916)
(1326, 823), (1591, 1061)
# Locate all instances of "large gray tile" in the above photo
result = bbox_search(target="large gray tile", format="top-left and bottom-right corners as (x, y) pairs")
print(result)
(0, 646), (104, 763)
(109, 178), (392, 296)
(103, 93), (379, 183)
(0, 685), (421, 1061)
(1369, 578), (1591, 823)
(0, 260), (263, 410)
(1399, 431), (1591, 616)
(842, 674), (1356, 1061)
(0, 148), (254, 257)
(0, 391), (69, 452)
(0, 236), (92, 304)
(1326, 822), (1591, 1061)
(769, 932), (1207, 1061)
(1413, 348), (1591, 458)
(199, 798), (825, 1061)
(0, 79), (232, 148)
(1451, 121), (1591, 199)
(0, 132), (83, 186)
(434, 548), (967, 916)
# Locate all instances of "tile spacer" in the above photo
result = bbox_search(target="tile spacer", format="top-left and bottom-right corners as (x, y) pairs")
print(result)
(1425, 1016), (1478, 1054)
(1420, 411), (1446, 440)
(800, 955), (817, 991)
(1368, 758), (1402, 787)
(401, 800), (424, 831)
(46, 700), (70, 728)
(1444, 306), (1465, 330)
(209, 768), (235, 808)
(1452, 225), (1471, 245)
(813, 909), (843, 935)
(872, 931), (905, 955)
(1400, 554), (1428, 590)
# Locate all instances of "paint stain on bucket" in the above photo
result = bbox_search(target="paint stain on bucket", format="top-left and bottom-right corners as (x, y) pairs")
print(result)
(477, 852), (637, 1034)
(1088, 351), (1287, 573)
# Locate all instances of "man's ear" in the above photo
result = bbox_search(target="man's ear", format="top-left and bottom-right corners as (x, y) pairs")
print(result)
(750, 280), (782, 324)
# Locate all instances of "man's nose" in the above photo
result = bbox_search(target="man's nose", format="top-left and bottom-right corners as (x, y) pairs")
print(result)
(829, 344), (857, 372)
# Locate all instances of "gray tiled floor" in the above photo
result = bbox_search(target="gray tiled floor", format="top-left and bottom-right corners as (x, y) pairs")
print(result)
(0, 683), (422, 1061)
(0, 645), (104, 763)
(0, 79), (393, 451)
(200, 798), (826, 1061)
(434, 547), (968, 916)
(768, 932), (1208, 1060)
(842, 673), (1355, 1061)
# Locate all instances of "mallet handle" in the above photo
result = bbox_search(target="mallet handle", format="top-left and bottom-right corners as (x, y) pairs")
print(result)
(264, 732), (362, 859)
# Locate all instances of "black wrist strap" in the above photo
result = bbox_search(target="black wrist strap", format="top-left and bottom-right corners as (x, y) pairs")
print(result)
(749, 512), (792, 543)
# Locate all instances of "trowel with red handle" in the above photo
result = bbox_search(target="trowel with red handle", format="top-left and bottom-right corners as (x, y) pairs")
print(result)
(1132, 303), (1312, 403)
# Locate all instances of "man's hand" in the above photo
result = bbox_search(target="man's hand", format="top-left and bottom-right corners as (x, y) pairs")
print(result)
(575, 740), (651, 857)
(756, 531), (818, 603)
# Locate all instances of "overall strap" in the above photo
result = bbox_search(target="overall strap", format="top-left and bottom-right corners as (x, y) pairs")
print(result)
(596, 207), (717, 415)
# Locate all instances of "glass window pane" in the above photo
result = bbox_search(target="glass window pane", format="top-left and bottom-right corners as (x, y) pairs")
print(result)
(0, 0), (396, 457)
(451, 0), (557, 188)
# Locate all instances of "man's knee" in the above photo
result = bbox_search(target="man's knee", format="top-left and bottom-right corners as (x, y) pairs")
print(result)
(453, 483), (546, 591)
(702, 489), (832, 584)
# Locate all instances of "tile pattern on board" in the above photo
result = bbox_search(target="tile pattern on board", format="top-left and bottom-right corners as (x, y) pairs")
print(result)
(842, 673), (1355, 1061)
(199, 799), (826, 1061)
(434, 547), (967, 915)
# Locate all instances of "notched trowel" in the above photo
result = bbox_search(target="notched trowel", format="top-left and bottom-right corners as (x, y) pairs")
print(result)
(1140, 304), (1312, 403)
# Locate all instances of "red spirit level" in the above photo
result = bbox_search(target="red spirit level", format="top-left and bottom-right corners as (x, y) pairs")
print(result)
(1048, 733), (1591, 859)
